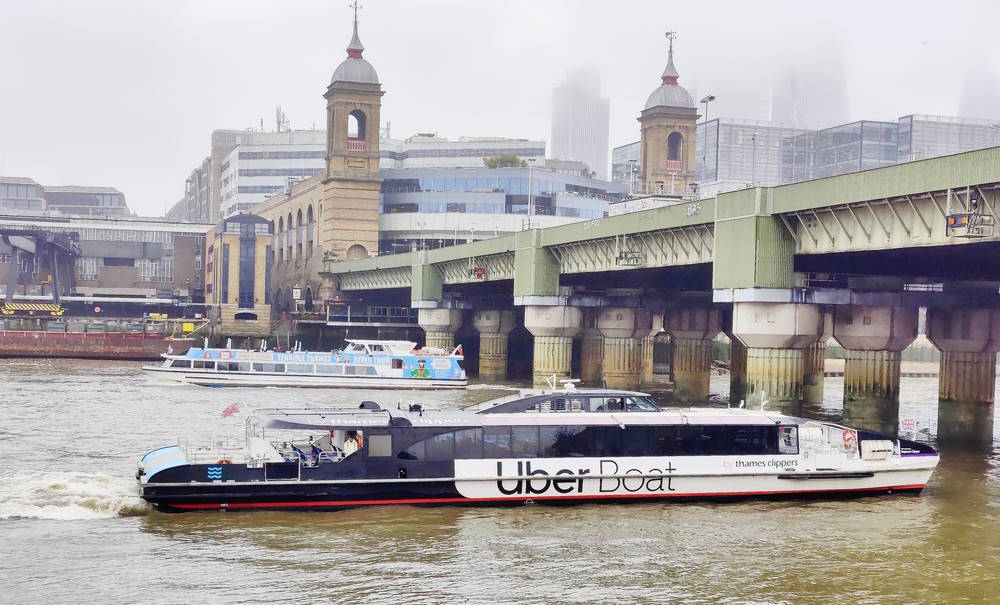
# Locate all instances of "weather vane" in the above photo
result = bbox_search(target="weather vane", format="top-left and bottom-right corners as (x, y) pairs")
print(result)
(350, 0), (362, 27)
(665, 31), (676, 53)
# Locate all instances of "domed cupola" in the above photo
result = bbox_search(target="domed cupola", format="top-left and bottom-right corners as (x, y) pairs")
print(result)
(644, 34), (694, 110)
(330, 16), (379, 85)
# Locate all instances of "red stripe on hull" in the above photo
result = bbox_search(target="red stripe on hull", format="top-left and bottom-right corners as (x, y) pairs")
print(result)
(168, 483), (927, 510)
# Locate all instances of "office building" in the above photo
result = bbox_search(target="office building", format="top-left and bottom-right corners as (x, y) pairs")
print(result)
(204, 214), (273, 335)
(219, 143), (326, 217)
(0, 213), (208, 302)
(0, 177), (47, 213)
(897, 114), (1000, 163)
(695, 118), (813, 195)
(43, 186), (129, 218)
(551, 68), (610, 180)
(611, 141), (640, 187)
(380, 134), (545, 169)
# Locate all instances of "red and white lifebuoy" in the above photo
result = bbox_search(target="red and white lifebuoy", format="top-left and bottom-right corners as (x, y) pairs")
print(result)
(94, 306), (102, 313)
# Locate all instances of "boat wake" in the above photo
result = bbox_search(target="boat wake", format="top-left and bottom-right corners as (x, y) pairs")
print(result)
(0, 471), (149, 520)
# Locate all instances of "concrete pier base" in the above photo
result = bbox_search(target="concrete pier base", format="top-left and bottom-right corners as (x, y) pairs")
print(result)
(639, 335), (656, 387)
(473, 310), (514, 382)
(802, 341), (827, 405)
(524, 305), (581, 388)
(842, 350), (902, 434)
(579, 328), (604, 385)
(937, 351), (996, 444)
(745, 347), (804, 415)
(926, 308), (1000, 444)
(418, 308), (463, 351)
(729, 337), (747, 407)
(602, 337), (641, 389)
(672, 337), (713, 403)
(532, 336), (575, 388)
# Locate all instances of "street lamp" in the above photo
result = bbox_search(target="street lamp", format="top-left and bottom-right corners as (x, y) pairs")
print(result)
(751, 129), (759, 186)
(700, 95), (716, 183)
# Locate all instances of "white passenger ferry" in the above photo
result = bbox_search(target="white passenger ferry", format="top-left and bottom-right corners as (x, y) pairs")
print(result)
(142, 339), (467, 389)
(137, 387), (939, 512)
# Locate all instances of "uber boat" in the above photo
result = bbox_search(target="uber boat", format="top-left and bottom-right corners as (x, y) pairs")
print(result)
(142, 339), (467, 389)
(137, 388), (939, 512)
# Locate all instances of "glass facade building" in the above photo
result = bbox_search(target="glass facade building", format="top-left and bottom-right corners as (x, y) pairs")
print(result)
(695, 119), (813, 189)
(611, 141), (641, 186)
(813, 121), (897, 178)
(897, 114), (1000, 163)
(44, 186), (129, 218)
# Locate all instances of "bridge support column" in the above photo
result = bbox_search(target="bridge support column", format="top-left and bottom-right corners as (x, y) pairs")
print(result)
(638, 314), (663, 387)
(728, 336), (747, 407)
(597, 308), (653, 390)
(579, 326), (604, 385)
(418, 308), (463, 350)
(472, 310), (514, 382)
(833, 304), (917, 434)
(927, 308), (1000, 444)
(664, 309), (721, 403)
(524, 305), (581, 388)
(733, 302), (824, 415)
(802, 341), (826, 405)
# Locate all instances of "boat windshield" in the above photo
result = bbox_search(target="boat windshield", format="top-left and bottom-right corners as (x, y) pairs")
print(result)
(593, 396), (659, 412)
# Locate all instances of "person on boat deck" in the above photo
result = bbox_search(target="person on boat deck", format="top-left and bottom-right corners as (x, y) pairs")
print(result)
(343, 432), (361, 457)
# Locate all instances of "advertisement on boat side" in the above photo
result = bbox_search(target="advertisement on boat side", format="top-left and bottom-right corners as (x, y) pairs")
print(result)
(452, 456), (804, 499)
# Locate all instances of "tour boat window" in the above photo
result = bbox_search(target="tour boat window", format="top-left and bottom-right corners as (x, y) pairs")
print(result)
(193, 361), (207, 369)
(273, 364), (285, 373)
(316, 364), (343, 375)
(623, 427), (655, 456)
(512, 426), (540, 457)
(345, 366), (360, 376)
(426, 432), (455, 459)
(540, 426), (588, 457)
(252, 363), (265, 372)
(170, 360), (189, 368)
(538, 426), (563, 455)
(287, 363), (314, 374)
(391, 358), (404, 369)
(483, 427), (512, 457)
(454, 429), (482, 458)
(369, 344), (385, 352)
(365, 366), (378, 376)
(398, 439), (425, 460)
(238, 363), (251, 373)
(591, 397), (625, 412)
(778, 426), (798, 454)
(591, 427), (624, 456)
(625, 397), (659, 412)
(368, 435), (392, 457)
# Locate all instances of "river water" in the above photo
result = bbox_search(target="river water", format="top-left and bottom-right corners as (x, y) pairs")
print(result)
(1, 359), (997, 604)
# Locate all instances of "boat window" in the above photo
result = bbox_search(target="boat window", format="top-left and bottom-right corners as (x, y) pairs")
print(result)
(273, 364), (285, 373)
(345, 366), (361, 376)
(541, 426), (588, 457)
(193, 361), (207, 369)
(369, 344), (385, 352)
(287, 363), (313, 374)
(316, 364), (343, 375)
(398, 439), (425, 460)
(238, 362), (251, 373)
(591, 397), (625, 412)
(483, 427), (512, 457)
(252, 363), (265, 372)
(426, 432), (455, 459)
(511, 426), (540, 457)
(591, 427), (624, 456)
(368, 435), (392, 457)
(625, 397), (659, 412)
(170, 360), (189, 368)
(454, 429), (482, 458)
(391, 358), (404, 369)
(778, 426), (798, 454)
(365, 366), (378, 376)
(623, 427), (654, 456)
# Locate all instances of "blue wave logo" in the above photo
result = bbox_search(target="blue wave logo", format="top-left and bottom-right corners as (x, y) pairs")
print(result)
(206, 466), (223, 480)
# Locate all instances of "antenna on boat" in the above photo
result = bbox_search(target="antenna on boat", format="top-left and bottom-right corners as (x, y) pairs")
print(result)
(559, 379), (579, 391)
(226, 338), (232, 350)
(545, 374), (557, 391)
(760, 390), (767, 411)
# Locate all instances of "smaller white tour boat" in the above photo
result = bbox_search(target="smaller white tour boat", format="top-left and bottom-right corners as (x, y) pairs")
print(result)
(142, 339), (467, 389)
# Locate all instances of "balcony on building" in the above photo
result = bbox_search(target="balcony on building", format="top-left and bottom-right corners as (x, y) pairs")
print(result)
(347, 138), (366, 152)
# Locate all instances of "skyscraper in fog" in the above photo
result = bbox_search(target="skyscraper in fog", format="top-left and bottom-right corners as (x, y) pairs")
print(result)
(551, 68), (610, 180)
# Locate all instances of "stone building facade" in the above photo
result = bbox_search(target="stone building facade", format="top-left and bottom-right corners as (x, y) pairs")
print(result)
(204, 214), (273, 335)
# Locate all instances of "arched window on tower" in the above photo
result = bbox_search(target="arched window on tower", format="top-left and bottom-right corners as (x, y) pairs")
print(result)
(286, 213), (293, 259)
(296, 209), (303, 259)
(306, 205), (314, 256)
(667, 132), (683, 170)
(348, 110), (366, 151)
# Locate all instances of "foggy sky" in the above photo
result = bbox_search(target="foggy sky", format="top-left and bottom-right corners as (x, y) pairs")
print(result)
(1, 0), (998, 217)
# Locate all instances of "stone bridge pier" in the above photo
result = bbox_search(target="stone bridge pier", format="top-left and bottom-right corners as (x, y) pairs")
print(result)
(524, 305), (582, 388)
(417, 308), (463, 350)
(927, 308), (1000, 444)
(597, 307), (654, 390)
(578, 309), (604, 385)
(732, 302), (825, 415)
(664, 308), (721, 403)
(472, 309), (514, 382)
(833, 305), (918, 434)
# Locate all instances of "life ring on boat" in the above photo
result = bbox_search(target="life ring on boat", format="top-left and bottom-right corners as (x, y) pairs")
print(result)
(217, 458), (232, 464)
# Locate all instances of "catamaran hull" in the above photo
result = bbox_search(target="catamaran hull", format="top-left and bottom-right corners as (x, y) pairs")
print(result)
(142, 366), (466, 389)
(140, 467), (935, 512)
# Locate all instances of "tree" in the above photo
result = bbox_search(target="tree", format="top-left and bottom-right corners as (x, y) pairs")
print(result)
(483, 153), (527, 168)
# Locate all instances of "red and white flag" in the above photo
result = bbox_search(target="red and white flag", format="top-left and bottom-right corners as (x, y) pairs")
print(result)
(222, 403), (240, 418)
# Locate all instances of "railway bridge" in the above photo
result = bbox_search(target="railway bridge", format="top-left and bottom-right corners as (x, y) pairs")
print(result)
(322, 147), (1000, 443)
